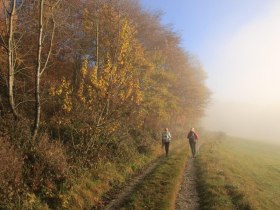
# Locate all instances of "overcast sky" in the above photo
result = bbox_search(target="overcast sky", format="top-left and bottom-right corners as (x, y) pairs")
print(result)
(140, 0), (280, 143)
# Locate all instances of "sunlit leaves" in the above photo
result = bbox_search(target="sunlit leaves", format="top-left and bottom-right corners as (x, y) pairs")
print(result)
(50, 77), (73, 113)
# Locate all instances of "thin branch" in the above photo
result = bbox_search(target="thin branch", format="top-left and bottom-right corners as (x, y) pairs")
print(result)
(14, 32), (25, 49)
(40, 20), (55, 75)
(15, 99), (35, 109)
(40, 0), (60, 75)
(16, 47), (33, 60)
(15, 0), (24, 11)
(95, 102), (107, 128)
(0, 34), (8, 51)
(15, 65), (34, 74)
(2, 0), (9, 33)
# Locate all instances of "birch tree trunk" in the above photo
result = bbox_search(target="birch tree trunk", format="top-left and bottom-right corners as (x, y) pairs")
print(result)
(33, 0), (57, 139)
(33, 0), (44, 139)
(95, 4), (99, 77)
(7, 0), (19, 118)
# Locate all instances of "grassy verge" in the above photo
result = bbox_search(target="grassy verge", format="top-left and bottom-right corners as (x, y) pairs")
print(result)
(64, 144), (163, 210)
(119, 140), (189, 210)
(196, 132), (280, 210)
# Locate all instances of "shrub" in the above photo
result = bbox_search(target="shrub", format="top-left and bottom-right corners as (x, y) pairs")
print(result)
(0, 136), (24, 208)
(24, 134), (70, 209)
(0, 115), (32, 150)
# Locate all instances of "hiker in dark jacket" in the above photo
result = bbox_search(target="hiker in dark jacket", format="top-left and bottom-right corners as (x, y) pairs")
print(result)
(187, 128), (199, 158)
(162, 128), (171, 157)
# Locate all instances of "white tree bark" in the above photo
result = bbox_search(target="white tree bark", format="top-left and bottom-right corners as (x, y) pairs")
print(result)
(7, 0), (19, 118)
(33, 0), (44, 139)
(33, 0), (58, 139)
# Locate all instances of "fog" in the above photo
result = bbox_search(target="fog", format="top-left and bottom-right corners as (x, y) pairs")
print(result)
(202, 1), (280, 144)
(202, 100), (280, 143)
(141, 0), (280, 143)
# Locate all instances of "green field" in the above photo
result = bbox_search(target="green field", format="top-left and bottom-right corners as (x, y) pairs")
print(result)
(196, 133), (280, 210)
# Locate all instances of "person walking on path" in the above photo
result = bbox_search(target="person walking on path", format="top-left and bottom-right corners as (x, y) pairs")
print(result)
(187, 128), (199, 158)
(162, 128), (172, 157)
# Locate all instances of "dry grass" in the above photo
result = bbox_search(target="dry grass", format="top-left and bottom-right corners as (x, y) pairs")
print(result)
(66, 145), (163, 209)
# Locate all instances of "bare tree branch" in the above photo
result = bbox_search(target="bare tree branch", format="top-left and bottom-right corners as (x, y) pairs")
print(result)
(15, 99), (35, 109)
(40, 18), (55, 75)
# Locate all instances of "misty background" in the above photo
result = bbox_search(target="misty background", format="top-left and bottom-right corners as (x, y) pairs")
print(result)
(201, 1), (280, 143)
(140, 0), (280, 144)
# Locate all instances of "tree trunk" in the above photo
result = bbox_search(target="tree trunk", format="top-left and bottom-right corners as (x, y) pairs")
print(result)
(33, 0), (44, 140)
(8, 0), (19, 118)
(96, 18), (99, 76)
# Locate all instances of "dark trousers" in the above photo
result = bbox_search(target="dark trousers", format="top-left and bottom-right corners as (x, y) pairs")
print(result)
(163, 142), (170, 156)
(189, 139), (196, 157)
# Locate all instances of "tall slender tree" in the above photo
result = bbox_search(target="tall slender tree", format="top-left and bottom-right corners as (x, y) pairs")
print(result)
(33, 0), (58, 139)
(6, 0), (19, 118)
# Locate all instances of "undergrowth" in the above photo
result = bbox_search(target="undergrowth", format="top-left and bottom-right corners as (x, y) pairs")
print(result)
(66, 144), (162, 210)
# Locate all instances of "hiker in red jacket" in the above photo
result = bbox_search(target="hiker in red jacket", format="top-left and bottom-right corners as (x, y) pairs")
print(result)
(187, 128), (199, 158)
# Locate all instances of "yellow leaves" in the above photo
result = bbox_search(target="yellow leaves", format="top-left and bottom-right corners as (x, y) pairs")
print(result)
(58, 193), (70, 209)
(82, 8), (94, 32)
(89, 63), (112, 98)
(57, 78), (73, 113)
(26, 193), (37, 206)
(90, 66), (98, 84)
(49, 10), (147, 123)
(63, 93), (72, 113)
(79, 5), (146, 108)
(125, 86), (133, 100)
(105, 122), (119, 135)
(49, 86), (56, 96)
(49, 77), (73, 113)
(77, 81), (85, 104)
(81, 59), (88, 78)
(134, 82), (143, 105)
(118, 19), (137, 64)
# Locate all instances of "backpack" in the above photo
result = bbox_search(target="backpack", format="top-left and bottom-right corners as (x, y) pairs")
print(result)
(188, 131), (195, 140)
(162, 132), (170, 143)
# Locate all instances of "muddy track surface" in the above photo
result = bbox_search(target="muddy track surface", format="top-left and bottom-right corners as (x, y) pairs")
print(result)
(100, 157), (164, 210)
(175, 157), (200, 210)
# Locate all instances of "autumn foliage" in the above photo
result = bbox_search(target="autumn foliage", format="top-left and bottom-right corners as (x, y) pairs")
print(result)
(0, 0), (209, 208)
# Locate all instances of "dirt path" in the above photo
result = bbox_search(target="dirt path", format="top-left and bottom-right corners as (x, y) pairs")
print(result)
(101, 157), (164, 210)
(175, 156), (200, 210)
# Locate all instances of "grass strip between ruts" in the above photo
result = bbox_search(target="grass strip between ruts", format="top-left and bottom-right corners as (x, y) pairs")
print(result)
(119, 140), (189, 210)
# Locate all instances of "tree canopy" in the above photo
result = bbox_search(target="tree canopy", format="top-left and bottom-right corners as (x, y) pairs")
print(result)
(0, 0), (210, 208)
